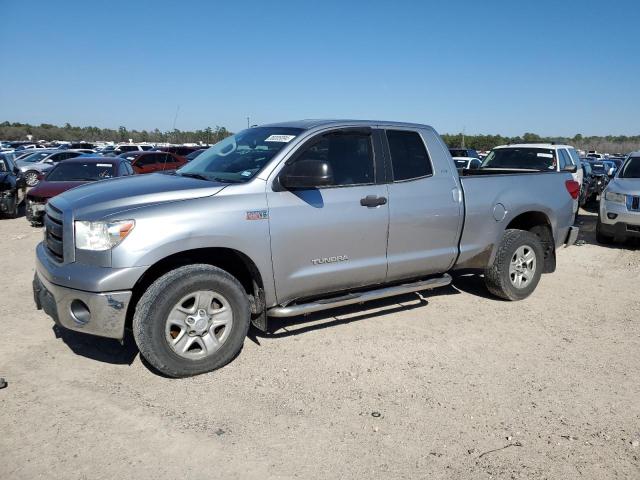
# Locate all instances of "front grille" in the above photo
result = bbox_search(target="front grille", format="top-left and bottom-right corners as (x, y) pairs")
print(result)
(44, 204), (64, 262)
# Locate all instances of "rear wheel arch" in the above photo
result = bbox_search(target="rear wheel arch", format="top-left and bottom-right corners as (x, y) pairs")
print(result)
(502, 211), (556, 273)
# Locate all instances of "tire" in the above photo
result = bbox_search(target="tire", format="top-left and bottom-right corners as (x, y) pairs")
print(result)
(133, 264), (250, 378)
(24, 170), (40, 187)
(596, 220), (615, 245)
(484, 229), (544, 301)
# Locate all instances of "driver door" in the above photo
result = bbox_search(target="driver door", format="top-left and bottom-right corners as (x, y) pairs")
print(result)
(267, 129), (389, 305)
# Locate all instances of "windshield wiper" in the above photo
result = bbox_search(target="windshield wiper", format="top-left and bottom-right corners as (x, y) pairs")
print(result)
(178, 172), (211, 181)
(211, 177), (244, 184)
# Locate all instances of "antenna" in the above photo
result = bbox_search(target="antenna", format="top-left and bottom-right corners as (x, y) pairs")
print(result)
(172, 105), (180, 144)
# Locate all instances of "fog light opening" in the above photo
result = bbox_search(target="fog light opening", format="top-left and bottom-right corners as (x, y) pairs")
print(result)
(70, 300), (91, 325)
(607, 213), (618, 220)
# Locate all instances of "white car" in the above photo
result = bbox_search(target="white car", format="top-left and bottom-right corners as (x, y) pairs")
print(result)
(482, 143), (583, 214)
(597, 153), (640, 244)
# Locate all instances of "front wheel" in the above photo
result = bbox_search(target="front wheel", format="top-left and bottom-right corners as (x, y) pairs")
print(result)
(596, 220), (615, 245)
(484, 229), (544, 301)
(133, 264), (250, 378)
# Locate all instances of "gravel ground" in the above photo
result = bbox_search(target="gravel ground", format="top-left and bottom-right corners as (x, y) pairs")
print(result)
(1, 207), (639, 479)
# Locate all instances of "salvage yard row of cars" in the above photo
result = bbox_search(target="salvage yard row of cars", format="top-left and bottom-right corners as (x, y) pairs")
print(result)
(0, 121), (639, 377)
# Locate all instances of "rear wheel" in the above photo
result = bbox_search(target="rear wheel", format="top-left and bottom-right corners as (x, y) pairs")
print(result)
(133, 264), (250, 378)
(484, 229), (544, 301)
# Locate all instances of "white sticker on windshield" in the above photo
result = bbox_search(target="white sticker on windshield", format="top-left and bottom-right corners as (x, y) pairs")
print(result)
(537, 153), (553, 158)
(264, 134), (296, 143)
(97, 163), (113, 167)
(240, 170), (252, 177)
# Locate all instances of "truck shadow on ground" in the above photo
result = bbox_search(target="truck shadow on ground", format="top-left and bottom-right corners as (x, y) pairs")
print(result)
(252, 275), (496, 341)
(53, 325), (138, 365)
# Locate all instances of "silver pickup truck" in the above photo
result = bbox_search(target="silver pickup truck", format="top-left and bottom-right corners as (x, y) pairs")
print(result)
(33, 120), (579, 377)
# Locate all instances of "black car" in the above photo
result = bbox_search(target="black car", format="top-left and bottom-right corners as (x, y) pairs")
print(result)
(579, 160), (598, 205)
(0, 153), (27, 218)
(588, 160), (616, 197)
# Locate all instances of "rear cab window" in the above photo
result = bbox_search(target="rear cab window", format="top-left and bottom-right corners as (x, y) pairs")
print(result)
(386, 130), (433, 181)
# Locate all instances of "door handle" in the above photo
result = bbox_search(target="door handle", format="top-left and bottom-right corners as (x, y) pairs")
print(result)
(360, 195), (387, 207)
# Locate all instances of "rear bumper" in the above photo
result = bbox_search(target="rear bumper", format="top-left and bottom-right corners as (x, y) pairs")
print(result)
(33, 269), (131, 340)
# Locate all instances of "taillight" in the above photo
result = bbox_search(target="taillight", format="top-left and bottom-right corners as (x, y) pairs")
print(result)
(36, 173), (45, 181)
(565, 180), (580, 199)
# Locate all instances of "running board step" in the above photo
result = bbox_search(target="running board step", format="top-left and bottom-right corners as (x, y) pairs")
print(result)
(268, 274), (452, 318)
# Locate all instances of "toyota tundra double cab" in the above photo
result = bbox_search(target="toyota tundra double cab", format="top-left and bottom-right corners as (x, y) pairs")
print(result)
(33, 120), (579, 377)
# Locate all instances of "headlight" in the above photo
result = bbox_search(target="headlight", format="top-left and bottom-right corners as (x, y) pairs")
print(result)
(75, 220), (135, 251)
(604, 191), (626, 204)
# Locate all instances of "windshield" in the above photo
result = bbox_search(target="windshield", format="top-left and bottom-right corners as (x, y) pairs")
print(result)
(482, 147), (556, 170)
(46, 162), (115, 181)
(177, 127), (304, 183)
(619, 157), (640, 179)
(21, 152), (50, 163)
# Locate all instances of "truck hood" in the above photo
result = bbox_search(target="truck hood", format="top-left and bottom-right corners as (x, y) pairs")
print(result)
(51, 173), (227, 219)
(608, 178), (640, 196)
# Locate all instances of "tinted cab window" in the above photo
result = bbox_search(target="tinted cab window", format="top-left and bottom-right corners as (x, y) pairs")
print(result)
(294, 132), (374, 186)
(387, 130), (432, 181)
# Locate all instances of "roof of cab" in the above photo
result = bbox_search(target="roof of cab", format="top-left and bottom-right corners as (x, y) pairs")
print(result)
(258, 119), (433, 130)
(493, 143), (574, 150)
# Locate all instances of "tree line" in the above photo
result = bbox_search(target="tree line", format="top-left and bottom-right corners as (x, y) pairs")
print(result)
(2, 121), (639, 153)
(0, 121), (232, 145)
(442, 132), (640, 154)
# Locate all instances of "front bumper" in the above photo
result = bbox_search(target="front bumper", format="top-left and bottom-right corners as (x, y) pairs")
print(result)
(33, 269), (132, 340)
(26, 199), (46, 223)
(0, 191), (16, 213)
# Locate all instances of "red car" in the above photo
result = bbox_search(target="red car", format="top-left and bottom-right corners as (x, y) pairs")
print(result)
(118, 151), (187, 174)
(26, 156), (135, 226)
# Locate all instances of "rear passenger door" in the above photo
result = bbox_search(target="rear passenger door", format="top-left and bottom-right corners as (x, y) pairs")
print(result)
(384, 128), (463, 281)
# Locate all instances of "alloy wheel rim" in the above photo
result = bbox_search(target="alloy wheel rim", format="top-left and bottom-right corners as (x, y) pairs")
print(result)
(508, 245), (536, 289)
(165, 290), (233, 360)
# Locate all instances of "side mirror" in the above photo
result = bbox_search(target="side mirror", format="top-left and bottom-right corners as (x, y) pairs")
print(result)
(608, 167), (615, 177)
(44, 159), (54, 164)
(13, 167), (20, 175)
(562, 164), (577, 173)
(279, 159), (334, 189)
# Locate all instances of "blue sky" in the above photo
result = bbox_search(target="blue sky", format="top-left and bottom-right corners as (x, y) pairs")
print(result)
(1, 0), (639, 136)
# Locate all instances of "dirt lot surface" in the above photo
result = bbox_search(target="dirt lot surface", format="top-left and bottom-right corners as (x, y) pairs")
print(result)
(1, 208), (639, 479)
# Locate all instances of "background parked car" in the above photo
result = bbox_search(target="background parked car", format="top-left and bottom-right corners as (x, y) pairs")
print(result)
(453, 157), (481, 170)
(117, 151), (187, 174)
(597, 153), (640, 244)
(449, 147), (480, 159)
(579, 160), (597, 205)
(185, 148), (206, 161)
(155, 145), (200, 157)
(0, 153), (27, 218)
(16, 150), (85, 186)
(26, 156), (135, 225)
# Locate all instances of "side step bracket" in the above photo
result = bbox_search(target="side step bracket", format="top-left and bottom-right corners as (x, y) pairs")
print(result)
(267, 274), (452, 318)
